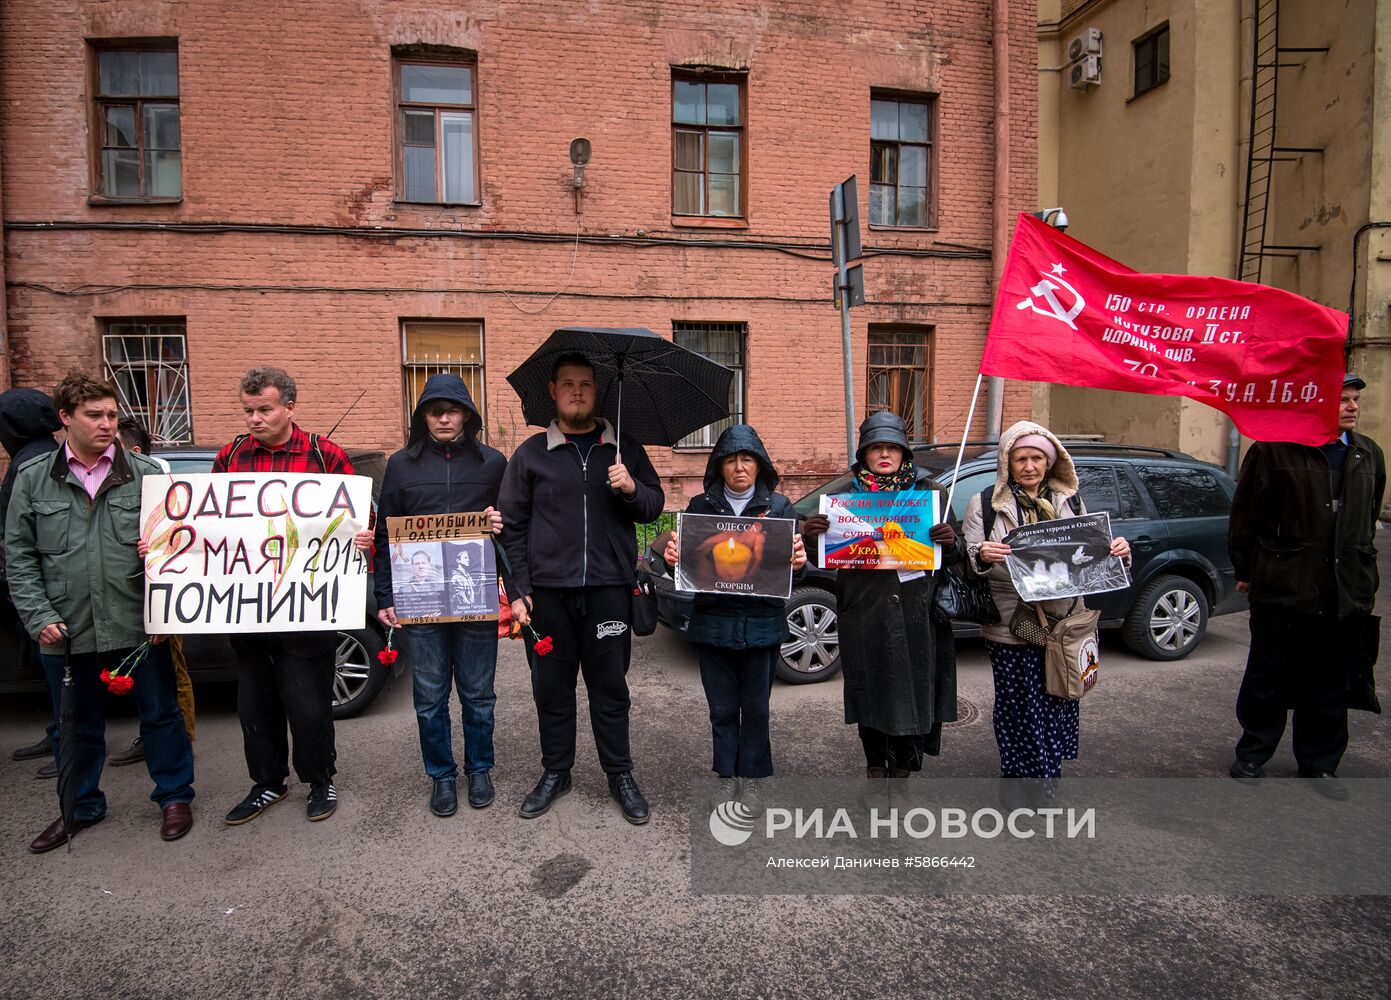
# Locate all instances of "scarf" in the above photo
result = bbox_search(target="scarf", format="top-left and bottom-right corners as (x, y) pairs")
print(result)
(853, 460), (917, 492)
(1008, 477), (1058, 524)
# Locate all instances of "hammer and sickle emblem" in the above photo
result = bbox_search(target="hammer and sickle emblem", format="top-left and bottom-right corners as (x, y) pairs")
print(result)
(1015, 274), (1086, 330)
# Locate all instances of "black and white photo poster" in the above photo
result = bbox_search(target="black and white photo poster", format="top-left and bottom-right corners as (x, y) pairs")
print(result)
(386, 513), (499, 623)
(1003, 512), (1130, 602)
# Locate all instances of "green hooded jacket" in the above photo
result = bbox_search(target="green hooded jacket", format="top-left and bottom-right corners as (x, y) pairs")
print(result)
(4, 443), (160, 654)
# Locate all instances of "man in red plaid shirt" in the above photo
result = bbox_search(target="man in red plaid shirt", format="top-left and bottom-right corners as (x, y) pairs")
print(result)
(214, 366), (371, 825)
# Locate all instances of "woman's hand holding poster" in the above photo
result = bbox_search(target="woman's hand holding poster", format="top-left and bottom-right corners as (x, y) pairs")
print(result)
(817, 491), (941, 570)
(141, 473), (371, 633)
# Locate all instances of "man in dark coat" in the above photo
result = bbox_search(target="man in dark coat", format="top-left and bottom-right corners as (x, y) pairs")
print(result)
(374, 374), (507, 816)
(1228, 373), (1386, 798)
(0, 388), (62, 768)
(661, 424), (806, 814)
(499, 352), (665, 825)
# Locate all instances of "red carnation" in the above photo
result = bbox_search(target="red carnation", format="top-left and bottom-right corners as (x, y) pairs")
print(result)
(100, 669), (113, 684)
(534, 635), (554, 657)
(377, 648), (398, 666)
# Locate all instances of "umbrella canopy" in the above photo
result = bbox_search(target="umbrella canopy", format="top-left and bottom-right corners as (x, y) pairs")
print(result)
(506, 327), (734, 446)
(55, 628), (79, 850)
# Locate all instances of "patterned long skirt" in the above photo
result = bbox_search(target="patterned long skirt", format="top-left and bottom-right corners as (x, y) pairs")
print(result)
(985, 640), (1080, 779)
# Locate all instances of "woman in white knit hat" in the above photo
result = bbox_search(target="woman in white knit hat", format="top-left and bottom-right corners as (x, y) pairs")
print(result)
(963, 420), (1130, 786)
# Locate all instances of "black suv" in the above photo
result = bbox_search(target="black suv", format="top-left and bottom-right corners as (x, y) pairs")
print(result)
(0, 446), (398, 718)
(640, 442), (1246, 684)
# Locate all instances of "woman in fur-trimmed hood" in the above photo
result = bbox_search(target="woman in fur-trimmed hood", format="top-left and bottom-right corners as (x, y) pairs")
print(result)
(963, 420), (1130, 782)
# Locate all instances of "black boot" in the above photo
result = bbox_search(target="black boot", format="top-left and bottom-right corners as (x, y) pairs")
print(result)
(430, 778), (458, 817)
(519, 770), (571, 819)
(608, 771), (650, 825)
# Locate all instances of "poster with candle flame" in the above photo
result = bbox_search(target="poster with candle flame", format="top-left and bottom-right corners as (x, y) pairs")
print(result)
(674, 513), (796, 599)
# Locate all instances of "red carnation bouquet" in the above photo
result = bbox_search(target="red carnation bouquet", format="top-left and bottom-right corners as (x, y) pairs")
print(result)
(101, 642), (150, 695)
(378, 627), (399, 666)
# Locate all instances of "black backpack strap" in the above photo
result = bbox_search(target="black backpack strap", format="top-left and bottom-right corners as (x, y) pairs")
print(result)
(308, 433), (328, 473)
(980, 486), (997, 540)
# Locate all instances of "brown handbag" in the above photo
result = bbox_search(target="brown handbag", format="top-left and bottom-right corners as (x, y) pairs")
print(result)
(1009, 599), (1101, 700)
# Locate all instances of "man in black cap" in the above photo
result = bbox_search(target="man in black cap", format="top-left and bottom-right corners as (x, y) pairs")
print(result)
(1228, 373), (1385, 798)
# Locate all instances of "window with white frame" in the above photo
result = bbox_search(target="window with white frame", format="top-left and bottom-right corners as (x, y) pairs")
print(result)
(101, 319), (193, 444)
(673, 321), (744, 448)
(401, 320), (486, 441)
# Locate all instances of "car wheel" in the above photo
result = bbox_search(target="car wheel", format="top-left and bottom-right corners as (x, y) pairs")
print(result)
(332, 627), (388, 719)
(778, 587), (841, 684)
(1122, 575), (1209, 661)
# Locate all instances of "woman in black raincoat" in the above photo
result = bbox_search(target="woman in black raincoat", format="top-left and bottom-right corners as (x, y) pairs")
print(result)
(664, 425), (806, 814)
(804, 412), (964, 777)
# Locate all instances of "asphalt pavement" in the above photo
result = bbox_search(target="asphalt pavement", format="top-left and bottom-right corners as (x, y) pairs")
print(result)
(2, 551), (1390, 999)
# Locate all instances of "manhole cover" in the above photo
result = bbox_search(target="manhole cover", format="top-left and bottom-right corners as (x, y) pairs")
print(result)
(943, 696), (979, 728)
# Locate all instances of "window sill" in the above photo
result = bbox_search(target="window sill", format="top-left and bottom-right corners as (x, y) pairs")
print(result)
(867, 223), (940, 234)
(671, 215), (749, 230)
(1125, 82), (1168, 104)
(671, 445), (715, 453)
(87, 196), (183, 206)
(394, 199), (483, 208)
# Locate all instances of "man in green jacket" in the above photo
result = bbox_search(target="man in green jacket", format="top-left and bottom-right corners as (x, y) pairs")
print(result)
(5, 370), (194, 851)
(1228, 373), (1386, 799)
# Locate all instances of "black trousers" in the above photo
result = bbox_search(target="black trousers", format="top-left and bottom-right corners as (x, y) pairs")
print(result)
(859, 724), (941, 773)
(232, 631), (338, 788)
(1235, 602), (1352, 774)
(527, 585), (633, 774)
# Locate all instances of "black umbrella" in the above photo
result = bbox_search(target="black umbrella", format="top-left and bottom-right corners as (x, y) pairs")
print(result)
(506, 327), (734, 449)
(55, 626), (79, 850)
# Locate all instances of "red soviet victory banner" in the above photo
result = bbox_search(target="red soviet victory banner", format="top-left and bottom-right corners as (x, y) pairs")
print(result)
(981, 213), (1347, 446)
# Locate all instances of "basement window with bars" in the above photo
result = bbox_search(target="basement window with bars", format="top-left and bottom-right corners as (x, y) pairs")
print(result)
(102, 320), (193, 444)
(401, 320), (486, 441)
(1133, 24), (1171, 99)
(866, 326), (932, 443)
(673, 322), (745, 449)
(92, 43), (182, 199)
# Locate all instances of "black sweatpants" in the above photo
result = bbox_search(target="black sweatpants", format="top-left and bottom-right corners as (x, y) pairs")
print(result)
(527, 585), (633, 774)
(232, 630), (338, 788)
(1235, 602), (1352, 774)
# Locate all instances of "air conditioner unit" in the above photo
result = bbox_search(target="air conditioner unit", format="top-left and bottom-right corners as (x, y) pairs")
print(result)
(1068, 55), (1102, 90)
(1067, 27), (1103, 63)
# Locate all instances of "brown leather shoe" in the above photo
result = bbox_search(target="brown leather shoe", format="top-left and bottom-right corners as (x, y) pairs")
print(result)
(29, 814), (102, 854)
(160, 803), (193, 841)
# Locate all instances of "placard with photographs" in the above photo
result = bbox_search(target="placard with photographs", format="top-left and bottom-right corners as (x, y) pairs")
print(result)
(1003, 512), (1131, 602)
(386, 513), (499, 623)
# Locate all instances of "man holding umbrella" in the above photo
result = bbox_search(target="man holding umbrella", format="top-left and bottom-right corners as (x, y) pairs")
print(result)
(500, 351), (665, 824)
(6, 370), (194, 850)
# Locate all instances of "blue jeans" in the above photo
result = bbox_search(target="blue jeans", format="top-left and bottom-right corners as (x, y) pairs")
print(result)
(39, 642), (195, 820)
(405, 621), (498, 779)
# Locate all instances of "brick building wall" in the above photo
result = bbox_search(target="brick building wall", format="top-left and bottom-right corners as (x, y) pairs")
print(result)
(0, 0), (1037, 504)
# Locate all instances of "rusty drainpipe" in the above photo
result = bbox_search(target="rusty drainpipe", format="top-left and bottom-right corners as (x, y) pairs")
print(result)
(985, 0), (1010, 440)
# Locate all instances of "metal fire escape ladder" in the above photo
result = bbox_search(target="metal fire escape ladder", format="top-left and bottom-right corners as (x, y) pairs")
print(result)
(1239, 0), (1280, 283)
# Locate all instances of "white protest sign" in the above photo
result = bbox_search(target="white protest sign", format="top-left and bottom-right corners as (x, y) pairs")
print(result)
(140, 473), (371, 634)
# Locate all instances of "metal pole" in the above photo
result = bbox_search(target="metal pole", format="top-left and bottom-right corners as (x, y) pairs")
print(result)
(834, 186), (857, 463)
(985, 375), (1004, 439)
(942, 373), (986, 519)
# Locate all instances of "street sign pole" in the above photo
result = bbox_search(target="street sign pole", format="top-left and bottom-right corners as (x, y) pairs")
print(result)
(832, 183), (857, 464)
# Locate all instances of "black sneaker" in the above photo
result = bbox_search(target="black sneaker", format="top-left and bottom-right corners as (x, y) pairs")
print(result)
(307, 783), (338, 821)
(108, 736), (145, 767)
(608, 771), (650, 826)
(518, 770), (571, 819)
(225, 785), (288, 826)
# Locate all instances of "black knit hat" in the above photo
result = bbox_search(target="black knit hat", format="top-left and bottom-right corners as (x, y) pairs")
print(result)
(855, 410), (912, 466)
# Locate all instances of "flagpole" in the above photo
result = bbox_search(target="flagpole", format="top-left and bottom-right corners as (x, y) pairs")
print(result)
(942, 372), (985, 521)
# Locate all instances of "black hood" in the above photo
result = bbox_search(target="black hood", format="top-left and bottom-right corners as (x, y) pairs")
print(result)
(0, 388), (62, 458)
(408, 374), (483, 450)
(703, 424), (779, 497)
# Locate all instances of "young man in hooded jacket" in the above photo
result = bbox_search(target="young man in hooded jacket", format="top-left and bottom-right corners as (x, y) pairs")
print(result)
(374, 374), (507, 816)
(661, 425), (806, 815)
